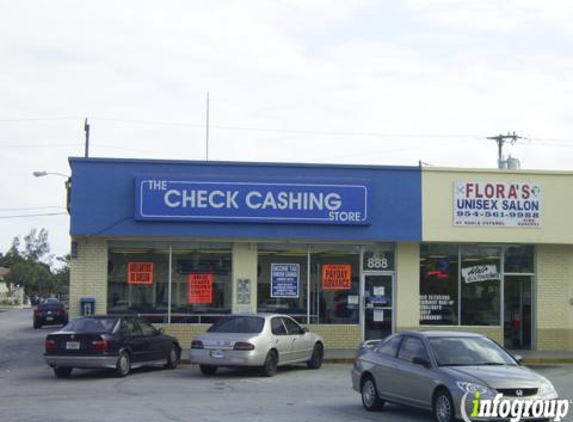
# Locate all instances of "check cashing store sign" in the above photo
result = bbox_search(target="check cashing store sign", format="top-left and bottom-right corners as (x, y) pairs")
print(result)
(454, 181), (542, 228)
(135, 178), (369, 225)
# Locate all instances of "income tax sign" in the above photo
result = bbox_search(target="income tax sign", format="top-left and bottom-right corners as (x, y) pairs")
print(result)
(135, 178), (369, 225)
(454, 181), (541, 228)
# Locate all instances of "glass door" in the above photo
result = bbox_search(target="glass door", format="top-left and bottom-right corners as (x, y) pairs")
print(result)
(363, 274), (393, 340)
(503, 275), (533, 350)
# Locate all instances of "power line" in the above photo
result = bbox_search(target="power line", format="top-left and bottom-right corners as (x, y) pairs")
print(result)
(0, 212), (68, 219)
(93, 117), (486, 139)
(2, 143), (82, 149)
(0, 116), (81, 122)
(0, 206), (66, 212)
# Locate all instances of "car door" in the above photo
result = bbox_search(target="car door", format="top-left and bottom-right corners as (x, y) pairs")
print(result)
(369, 334), (403, 401)
(270, 317), (293, 364)
(136, 319), (168, 361)
(391, 336), (435, 408)
(120, 317), (147, 363)
(282, 317), (313, 362)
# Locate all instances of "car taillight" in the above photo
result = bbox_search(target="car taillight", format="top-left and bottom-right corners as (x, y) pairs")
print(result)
(233, 342), (255, 351)
(45, 339), (57, 352)
(89, 340), (109, 352)
(34, 309), (42, 316)
(191, 340), (204, 349)
(57, 309), (65, 316)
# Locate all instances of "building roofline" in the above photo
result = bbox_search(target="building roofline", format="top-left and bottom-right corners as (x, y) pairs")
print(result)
(423, 166), (573, 176)
(68, 156), (420, 172)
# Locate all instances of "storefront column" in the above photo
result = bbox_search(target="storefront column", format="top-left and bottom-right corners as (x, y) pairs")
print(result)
(536, 244), (573, 350)
(395, 242), (420, 332)
(232, 242), (258, 313)
(69, 237), (109, 318)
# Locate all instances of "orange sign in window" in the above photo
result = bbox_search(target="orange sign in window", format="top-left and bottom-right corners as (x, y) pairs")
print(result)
(188, 273), (213, 304)
(127, 262), (154, 284)
(322, 264), (352, 290)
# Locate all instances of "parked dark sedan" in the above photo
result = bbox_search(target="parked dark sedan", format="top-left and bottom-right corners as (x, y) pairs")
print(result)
(44, 315), (181, 378)
(33, 298), (68, 328)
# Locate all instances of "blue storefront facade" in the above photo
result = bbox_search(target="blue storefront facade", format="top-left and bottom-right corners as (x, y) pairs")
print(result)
(68, 157), (422, 348)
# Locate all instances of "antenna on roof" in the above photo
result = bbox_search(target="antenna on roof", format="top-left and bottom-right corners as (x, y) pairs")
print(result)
(206, 92), (210, 161)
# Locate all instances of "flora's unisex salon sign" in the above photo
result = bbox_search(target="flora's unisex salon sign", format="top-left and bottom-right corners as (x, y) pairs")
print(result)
(454, 182), (541, 228)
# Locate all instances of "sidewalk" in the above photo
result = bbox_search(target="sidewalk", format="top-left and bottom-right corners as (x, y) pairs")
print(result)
(323, 348), (573, 365)
(180, 348), (573, 365)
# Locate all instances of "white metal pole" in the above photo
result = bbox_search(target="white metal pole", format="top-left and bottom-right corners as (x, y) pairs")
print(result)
(168, 244), (172, 324)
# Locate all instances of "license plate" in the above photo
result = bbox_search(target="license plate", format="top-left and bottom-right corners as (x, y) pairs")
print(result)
(46, 316), (54, 321)
(66, 341), (80, 350)
(210, 350), (225, 359)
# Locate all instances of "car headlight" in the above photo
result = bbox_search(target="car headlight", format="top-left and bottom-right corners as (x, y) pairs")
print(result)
(456, 381), (490, 396)
(539, 381), (558, 398)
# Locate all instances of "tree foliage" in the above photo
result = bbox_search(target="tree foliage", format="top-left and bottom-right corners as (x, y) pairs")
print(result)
(0, 228), (69, 297)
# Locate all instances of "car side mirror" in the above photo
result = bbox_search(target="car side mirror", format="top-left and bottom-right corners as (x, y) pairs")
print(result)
(513, 354), (523, 365)
(157, 327), (165, 334)
(303, 326), (309, 333)
(413, 357), (431, 368)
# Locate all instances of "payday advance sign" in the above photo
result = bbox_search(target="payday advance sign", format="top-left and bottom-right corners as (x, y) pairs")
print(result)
(454, 181), (542, 228)
(135, 178), (369, 225)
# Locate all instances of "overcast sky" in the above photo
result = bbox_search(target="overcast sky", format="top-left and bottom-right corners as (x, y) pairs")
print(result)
(1, 0), (572, 260)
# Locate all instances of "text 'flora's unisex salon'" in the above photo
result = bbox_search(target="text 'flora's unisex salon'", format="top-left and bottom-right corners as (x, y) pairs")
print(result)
(135, 178), (370, 225)
(454, 181), (542, 228)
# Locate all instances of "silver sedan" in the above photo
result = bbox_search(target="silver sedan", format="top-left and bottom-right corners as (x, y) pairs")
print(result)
(352, 331), (560, 422)
(189, 314), (324, 376)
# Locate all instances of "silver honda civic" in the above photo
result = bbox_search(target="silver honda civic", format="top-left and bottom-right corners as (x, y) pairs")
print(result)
(189, 314), (324, 376)
(351, 331), (560, 422)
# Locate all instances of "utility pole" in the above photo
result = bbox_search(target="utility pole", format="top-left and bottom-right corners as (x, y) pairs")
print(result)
(84, 118), (90, 158)
(487, 132), (522, 169)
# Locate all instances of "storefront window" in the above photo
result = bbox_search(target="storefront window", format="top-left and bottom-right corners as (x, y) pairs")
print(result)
(257, 246), (308, 323)
(460, 245), (502, 326)
(108, 241), (231, 324)
(257, 245), (360, 325)
(311, 248), (360, 324)
(171, 244), (232, 323)
(504, 246), (534, 273)
(420, 244), (459, 325)
(107, 242), (170, 319)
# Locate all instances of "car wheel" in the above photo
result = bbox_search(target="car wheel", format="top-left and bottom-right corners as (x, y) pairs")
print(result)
(33, 321), (41, 329)
(307, 343), (324, 369)
(115, 351), (131, 378)
(261, 350), (278, 377)
(361, 375), (384, 411)
(164, 345), (180, 369)
(199, 365), (218, 375)
(433, 389), (455, 422)
(54, 367), (73, 378)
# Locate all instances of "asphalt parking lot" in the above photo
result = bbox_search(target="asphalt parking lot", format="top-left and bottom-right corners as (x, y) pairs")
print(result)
(1, 309), (573, 422)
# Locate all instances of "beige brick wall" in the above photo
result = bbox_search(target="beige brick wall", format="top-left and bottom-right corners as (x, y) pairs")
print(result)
(157, 324), (210, 348)
(536, 244), (573, 350)
(401, 326), (503, 344)
(156, 323), (362, 350)
(307, 325), (362, 349)
(69, 237), (108, 318)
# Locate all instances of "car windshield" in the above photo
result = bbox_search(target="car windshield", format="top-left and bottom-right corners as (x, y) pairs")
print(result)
(63, 317), (118, 333)
(429, 336), (516, 366)
(208, 316), (265, 333)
